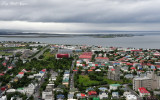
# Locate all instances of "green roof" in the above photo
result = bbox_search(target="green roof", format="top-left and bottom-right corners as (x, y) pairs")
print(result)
(105, 63), (110, 65)
(80, 99), (86, 100)
(63, 78), (69, 82)
(110, 84), (121, 86)
(93, 97), (100, 100)
(17, 88), (24, 90)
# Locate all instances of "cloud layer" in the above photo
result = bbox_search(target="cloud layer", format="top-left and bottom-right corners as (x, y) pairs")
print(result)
(0, 0), (160, 23)
(0, 0), (160, 32)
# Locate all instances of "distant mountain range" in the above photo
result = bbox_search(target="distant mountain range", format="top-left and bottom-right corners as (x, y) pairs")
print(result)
(0, 29), (159, 38)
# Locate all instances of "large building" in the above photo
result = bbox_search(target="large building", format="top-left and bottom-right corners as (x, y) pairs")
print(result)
(79, 52), (92, 61)
(95, 57), (109, 63)
(56, 49), (72, 59)
(58, 49), (73, 54)
(56, 54), (70, 59)
(133, 71), (160, 91)
(107, 66), (120, 81)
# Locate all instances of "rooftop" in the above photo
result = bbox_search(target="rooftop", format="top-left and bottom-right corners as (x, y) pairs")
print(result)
(138, 87), (150, 94)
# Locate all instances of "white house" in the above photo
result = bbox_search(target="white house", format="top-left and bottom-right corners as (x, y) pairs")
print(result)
(109, 84), (121, 90)
(45, 95), (53, 100)
(16, 72), (24, 78)
(0, 95), (7, 100)
(6, 89), (16, 94)
(112, 92), (119, 98)
(25, 83), (37, 95)
(99, 92), (108, 99)
(126, 95), (137, 100)
(123, 91), (131, 97)
(42, 91), (53, 100)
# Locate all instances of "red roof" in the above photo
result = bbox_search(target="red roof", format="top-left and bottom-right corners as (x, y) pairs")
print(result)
(3, 63), (6, 66)
(18, 72), (24, 75)
(111, 69), (115, 71)
(131, 50), (142, 52)
(77, 61), (80, 64)
(91, 67), (95, 70)
(79, 55), (92, 59)
(73, 70), (78, 72)
(138, 87), (150, 94)
(88, 91), (97, 95)
(154, 53), (160, 56)
(81, 93), (86, 97)
(8, 66), (13, 69)
(95, 57), (109, 60)
(126, 63), (133, 65)
(0, 73), (4, 76)
(82, 52), (92, 55)
(147, 63), (152, 66)
(57, 54), (69, 58)
(1, 87), (6, 91)
(156, 65), (160, 68)
(82, 64), (85, 66)
(41, 69), (46, 72)
(79, 52), (92, 59)
(95, 64), (98, 66)
(130, 67), (136, 70)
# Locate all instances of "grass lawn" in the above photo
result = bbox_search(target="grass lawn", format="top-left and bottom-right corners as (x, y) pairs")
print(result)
(79, 75), (99, 86)
(103, 78), (123, 84)
(0, 47), (25, 50)
(78, 75), (123, 87)
(43, 52), (55, 60)
(0, 52), (12, 55)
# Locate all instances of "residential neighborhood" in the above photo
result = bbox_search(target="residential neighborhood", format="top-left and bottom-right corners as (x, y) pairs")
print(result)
(0, 41), (160, 100)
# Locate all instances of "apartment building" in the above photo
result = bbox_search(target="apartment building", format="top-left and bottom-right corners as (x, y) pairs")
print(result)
(133, 71), (160, 91)
(107, 66), (120, 81)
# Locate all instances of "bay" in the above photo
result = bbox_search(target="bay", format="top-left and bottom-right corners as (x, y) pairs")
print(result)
(0, 35), (160, 49)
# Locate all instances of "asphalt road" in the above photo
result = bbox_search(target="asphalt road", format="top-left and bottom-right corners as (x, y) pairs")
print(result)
(33, 72), (48, 100)
(123, 84), (143, 100)
(29, 45), (50, 60)
(69, 60), (76, 91)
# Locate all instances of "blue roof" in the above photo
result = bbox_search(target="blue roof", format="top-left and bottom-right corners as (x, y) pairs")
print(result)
(75, 49), (82, 52)
(138, 65), (142, 67)
(112, 92), (119, 95)
(86, 87), (94, 91)
(151, 65), (155, 69)
(113, 63), (120, 65)
(57, 94), (65, 99)
(64, 70), (70, 74)
(64, 72), (69, 74)
(98, 87), (107, 91)
(39, 71), (44, 73)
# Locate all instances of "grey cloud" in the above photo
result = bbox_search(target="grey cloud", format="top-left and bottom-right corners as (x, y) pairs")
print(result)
(0, 0), (160, 23)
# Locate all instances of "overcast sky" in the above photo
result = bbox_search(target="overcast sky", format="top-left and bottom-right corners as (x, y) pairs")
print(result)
(0, 0), (160, 33)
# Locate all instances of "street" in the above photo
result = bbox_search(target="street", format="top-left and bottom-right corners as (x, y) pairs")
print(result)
(123, 84), (143, 100)
(33, 71), (48, 100)
(69, 60), (76, 91)
(29, 45), (50, 61)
